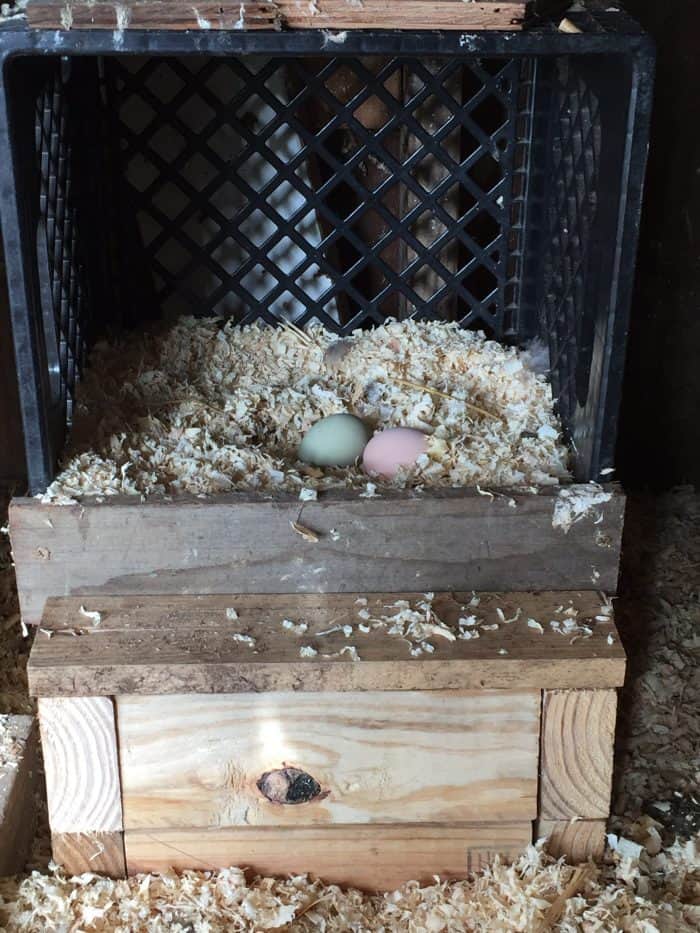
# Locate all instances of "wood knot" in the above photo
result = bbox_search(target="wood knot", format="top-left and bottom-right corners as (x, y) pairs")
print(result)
(256, 766), (327, 805)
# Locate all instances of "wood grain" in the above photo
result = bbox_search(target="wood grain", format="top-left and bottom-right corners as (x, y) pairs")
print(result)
(0, 715), (38, 876)
(28, 592), (626, 696)
(10, 487), (625, 625)
(27, 0), (526, 32)
(52, 831), (126, 878)
(38, 697), (123, 833)
(117, 690), (540, 828)
(539, 690), (617, 820)
(125, 822), (533, 887)
(536, 819), (606, 863)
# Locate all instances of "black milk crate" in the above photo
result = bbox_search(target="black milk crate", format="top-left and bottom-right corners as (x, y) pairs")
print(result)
(0, 11), (654, 494)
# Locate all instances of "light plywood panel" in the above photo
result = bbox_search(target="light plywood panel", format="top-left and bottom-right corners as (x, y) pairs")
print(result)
(28, 591), (626, 697)
(125, 822), (533, 889)
(10, 487), (626, 625)
(540, 689), (617, 820)
(38, 697), (123, 833)
(117, 690), (540, 829)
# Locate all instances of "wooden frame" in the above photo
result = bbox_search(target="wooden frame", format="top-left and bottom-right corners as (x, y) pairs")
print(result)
(31, 590), (624, 884)
(10, 486), (625, 626)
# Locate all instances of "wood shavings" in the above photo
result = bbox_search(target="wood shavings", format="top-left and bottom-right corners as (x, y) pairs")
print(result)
(496, 607), (521, 624)
(315, 625), (342, 637)
(558, 16), (582, 33)
(322, 645), (361, 661)
(0, 714), (25, 770)
(552, 484), (613, 533)
(289, 521), (320, 543)
(78, 606), (101, 626)
(321, 28), (348, 44)
(41, 319), (569, 503)
(458, 615), (478, 627)
(231, 633), (256, 648)
(1, 839), (699, 932)
(611, 489), (700, 833)
(0, 845), (698, 933)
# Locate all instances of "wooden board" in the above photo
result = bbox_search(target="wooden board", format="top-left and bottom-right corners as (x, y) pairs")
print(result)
(52, 831), (126, 878)
(117, 690), (540, 827)
(0, 715), (38, 876)
(124, 822), (533, 888)
(27, 0), (526, 32)
(536, 819), (606, 863)
(9, 486), (626, 626)
(28, 592), (626, 696)
(539, 689), (617, 820)
(38, 697), (123, 833)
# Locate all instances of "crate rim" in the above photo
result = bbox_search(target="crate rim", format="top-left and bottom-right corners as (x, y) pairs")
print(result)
(0, 17), (655, 63)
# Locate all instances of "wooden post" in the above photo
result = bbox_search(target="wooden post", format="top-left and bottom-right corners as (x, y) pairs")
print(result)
(38, 696), (126, 877)
(535, 819), (606, 863)
(539, 689), (617, 821)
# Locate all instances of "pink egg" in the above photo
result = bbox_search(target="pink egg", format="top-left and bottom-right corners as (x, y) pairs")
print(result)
(362, 428), (428, 479)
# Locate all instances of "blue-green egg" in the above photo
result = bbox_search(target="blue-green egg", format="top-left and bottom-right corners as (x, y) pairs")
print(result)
(298, 413), (370, 467)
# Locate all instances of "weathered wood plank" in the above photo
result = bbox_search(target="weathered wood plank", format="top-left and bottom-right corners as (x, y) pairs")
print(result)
(52, 831), (126, 878)
(117, 690), (540, 828)
(38, 697), (123, 833)
(0, 715), (38, 876)
(27, 0), (526, 32)
(28, 592), (625, 696)
(539, 689), (617, 820)
(125, 822), (533, 887)
(536, 819), (606, 863)
(10, 486), (626, 626)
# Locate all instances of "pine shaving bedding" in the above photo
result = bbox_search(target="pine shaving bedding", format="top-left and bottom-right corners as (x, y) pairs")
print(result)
(1, 836), (698, 932)
(43, 318), (569, 502)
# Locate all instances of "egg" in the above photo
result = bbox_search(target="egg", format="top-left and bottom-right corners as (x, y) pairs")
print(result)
(298, 413), (370, 467)
(362, 428), (428, 479)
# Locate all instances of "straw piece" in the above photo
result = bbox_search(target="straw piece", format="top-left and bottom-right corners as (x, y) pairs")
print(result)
(394, 378), (501, 421)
